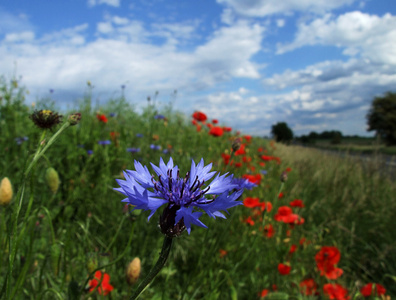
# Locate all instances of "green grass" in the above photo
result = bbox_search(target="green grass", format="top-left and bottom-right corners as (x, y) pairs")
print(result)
(1, 76), (395, 299)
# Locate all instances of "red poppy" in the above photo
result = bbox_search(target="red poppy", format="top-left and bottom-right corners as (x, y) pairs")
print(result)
(265, 201), (273, 212)
(243, 197), (261, 208)
(315, 246), (343, 279)
(274, 206), (299, 224)
(289, 244), (297, 254)
(243, 216), (255, 226)
(212, 119), (218, 124)
(242, 174), (261, 185)
(223, 126), (232, 132)
(290, 199), (304, 208)
(259, 289), (269, 298)
(234, 144), (246, 156)
(206, 123), (213, 129)
(191, 119), (198, 125)
(299, 279), (317, 296)
(360, 283), (386, 297)
(244, 135), (252, 142)
(278, 263), (291, 275)
(209, 126), (223, 137)
(323, 283), (350, 300)
(278, 192), (284, 199)
(97, 114), (108, 123)
(221, 153), (231, 165)
(219, 249), (228, 258)
(195, 124), (202, 132)
(192, 111), (207, 122)
(272, 284), (277, 291)
(286, 167), (292, 172)
(88, 270), (114, 296)
(242, 156), (251, 163)
(264, 224), (275, 238)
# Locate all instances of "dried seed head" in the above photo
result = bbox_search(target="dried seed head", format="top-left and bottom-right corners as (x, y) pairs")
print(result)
(30, 110), (62, 130)
(0, 177), (13, 205)
(126, 257), (141, 285)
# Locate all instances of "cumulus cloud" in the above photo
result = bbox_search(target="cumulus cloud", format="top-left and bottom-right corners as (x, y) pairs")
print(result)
(277, 11), (396, 65)
(0, 16), (265, 110)
(216, 0), (356, 17)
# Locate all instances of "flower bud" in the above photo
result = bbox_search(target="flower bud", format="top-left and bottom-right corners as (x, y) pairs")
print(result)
(231, 138), (242, 153)
(126, 257), (141, 285)
(68, 113), (82, 126)
(280, 171), (288, 182)
(0, 177), (13, 205)
(46, 167), (60, 194)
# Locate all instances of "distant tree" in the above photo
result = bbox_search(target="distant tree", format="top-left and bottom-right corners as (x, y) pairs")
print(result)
(271, 122), (293, 143)
(366, 92), (396, 145)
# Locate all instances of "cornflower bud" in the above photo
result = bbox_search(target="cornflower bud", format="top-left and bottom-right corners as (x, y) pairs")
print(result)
(46, 167), (60, 194)
(280, 171), (288, 182)
(0, 177), (13, 205)
(68, 112), (82, 125)
(232, 138), (242, 153)
(126, 257), (141, 285)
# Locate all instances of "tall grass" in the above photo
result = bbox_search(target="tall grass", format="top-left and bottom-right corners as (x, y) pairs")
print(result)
(0, 76), (395, 299)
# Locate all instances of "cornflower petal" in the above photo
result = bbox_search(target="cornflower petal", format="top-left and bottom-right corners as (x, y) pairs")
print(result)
(194, 189), (243, 218)
(175, 206), (207, 234)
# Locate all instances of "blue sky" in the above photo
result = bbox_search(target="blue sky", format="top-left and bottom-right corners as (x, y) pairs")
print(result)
(1, 0), (395, 136)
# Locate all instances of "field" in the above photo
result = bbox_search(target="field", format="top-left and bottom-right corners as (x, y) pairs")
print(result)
(1, 78), (396, 299)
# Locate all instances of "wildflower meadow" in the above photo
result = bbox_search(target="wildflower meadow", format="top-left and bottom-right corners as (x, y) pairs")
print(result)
(1, 76), (395, 299)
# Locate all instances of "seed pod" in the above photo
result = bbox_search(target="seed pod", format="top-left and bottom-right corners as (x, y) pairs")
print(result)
(0, 177), (13, 205)
(126, 257), (141, 285)
(46, 168), (60, 194)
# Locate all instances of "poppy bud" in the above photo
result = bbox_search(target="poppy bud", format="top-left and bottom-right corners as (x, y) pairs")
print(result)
(0, 177), (13, 205)
(87, 257), (98, 274)
(46, 167), (60, 194)
(126, 257), (141, 285)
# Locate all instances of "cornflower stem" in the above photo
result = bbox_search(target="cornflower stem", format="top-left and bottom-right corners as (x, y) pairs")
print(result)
(130, 236), (173, 300)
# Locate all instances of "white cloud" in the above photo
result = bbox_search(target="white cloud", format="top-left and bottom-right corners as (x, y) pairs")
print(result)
(216, 0), (356, 17)
(277, 11), (396, 65)
(276, 19), (285, 27)
(4, 31), (35, 43)
(88, 0), (121, 7)
(0, 18), (265, 113)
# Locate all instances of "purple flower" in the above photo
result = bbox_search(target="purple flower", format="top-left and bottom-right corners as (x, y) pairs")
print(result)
(127, 147), (140, 153)
(15, 136), (29, 145)
(154, 114), (165, 120)
(260, 170), (268, 175)
(150, 144), (161, 150)
(87, 150), (94, 155)
(114, 157), (243, 236)
(136, 133), (144, 138)
(109, 112), (117, 117)
(232, 178), (257, 191)
(98, 140), (111, 145)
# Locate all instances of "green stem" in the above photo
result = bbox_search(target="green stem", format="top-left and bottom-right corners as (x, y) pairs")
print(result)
(130, 236), (173, 300)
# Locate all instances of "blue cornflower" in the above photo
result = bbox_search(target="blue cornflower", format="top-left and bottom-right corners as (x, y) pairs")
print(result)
(127, 147), (140, 153)
(232, 178), (257, 191)
(109, 112), (117, 117)
(87, 150), (94, 155)
(136, 133), (144, 138)
(15, 136), (29, 145)
(98, 140), (111, 145)
(114, 157), (243, 236)
(150, 144), (161, 150)
(154, 114), (165, 120)
(260, 170), (268, 175)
